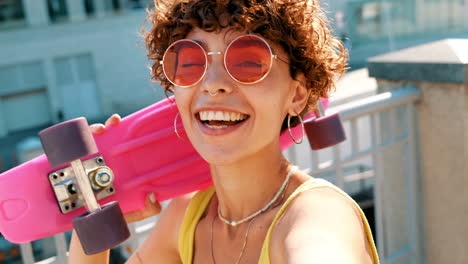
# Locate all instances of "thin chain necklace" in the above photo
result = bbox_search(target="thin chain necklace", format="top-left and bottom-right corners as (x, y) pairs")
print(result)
(211, 212), (256, 264)
(217, 166), (297, 227)
(210, 170), (293, 264)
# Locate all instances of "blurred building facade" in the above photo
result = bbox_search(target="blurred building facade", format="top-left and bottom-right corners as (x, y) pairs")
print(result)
(1, 0), (467, 171)
(0, 0), (164, 172)
(325, 0), (468, 68)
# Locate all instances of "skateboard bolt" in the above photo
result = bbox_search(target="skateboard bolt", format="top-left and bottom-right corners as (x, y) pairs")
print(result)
(98, 173), (110, 182)
(93, 167), (114, 188)
(68, 184), (77, 194)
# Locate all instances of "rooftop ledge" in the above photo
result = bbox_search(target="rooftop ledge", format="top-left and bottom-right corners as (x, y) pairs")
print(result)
(367, 39), (468, 84)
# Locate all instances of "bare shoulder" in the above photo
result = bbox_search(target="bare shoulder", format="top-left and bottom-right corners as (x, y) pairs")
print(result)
(270, 183), (375, 264)
(126, 192), (197, 264)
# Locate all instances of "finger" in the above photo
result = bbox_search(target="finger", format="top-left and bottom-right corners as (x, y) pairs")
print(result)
(148, 192), (157, 204)
(90, 124), (106, 134)
(105, 114), (121, 127)
(124, 200), (161, 223)
(124, 193), (162, 223)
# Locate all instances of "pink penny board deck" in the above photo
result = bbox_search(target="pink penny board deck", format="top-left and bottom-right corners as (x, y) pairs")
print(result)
(0, 96), (328, 243)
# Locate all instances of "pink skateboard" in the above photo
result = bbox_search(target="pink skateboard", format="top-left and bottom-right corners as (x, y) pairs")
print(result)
(0, 96), (345, 254)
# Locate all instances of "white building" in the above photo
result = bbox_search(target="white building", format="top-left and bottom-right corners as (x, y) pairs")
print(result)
(0, 0), (164, 140)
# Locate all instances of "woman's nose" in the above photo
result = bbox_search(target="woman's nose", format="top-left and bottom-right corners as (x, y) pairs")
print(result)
(200, 53), (234, 96)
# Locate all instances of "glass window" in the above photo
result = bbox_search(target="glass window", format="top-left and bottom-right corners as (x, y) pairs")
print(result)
(0, 62), (46, 95)
(0, 62), (51, 133)
(76, 55), (95, 82)
(83, 0), (95, 16)
(0, 66), (19, 95)
(20, 63), (46, 90)
(54, 58), (74, 86)
(0, 0), (25, 30)
(84, 0), (126, 16)
(53, 54), (101, 120)
(111, 0), (122, 11)
(127, 0), (151, 10)
(3, 91), (51, 132)
(54, 54), (95, 84)
(47, 0), (68, 23)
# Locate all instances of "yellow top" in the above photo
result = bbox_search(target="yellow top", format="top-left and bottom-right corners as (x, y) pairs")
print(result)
(178, 178), (380, 263)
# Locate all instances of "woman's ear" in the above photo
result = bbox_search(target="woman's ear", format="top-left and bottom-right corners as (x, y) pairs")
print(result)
(288, 72), (311, 116)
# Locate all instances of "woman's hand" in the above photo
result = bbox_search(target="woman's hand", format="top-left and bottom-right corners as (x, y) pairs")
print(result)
(69, 114), (161, 263)
(89, 113), (121, 134)
(90, 114), (162, 223)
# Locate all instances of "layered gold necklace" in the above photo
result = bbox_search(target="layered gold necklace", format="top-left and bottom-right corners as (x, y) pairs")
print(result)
(210, 166), (297, 264)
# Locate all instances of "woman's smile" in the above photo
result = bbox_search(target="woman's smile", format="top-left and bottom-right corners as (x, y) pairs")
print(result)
(195, 108), (250, 136)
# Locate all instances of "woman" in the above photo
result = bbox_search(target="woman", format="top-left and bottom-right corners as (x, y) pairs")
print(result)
(70, 0), (379, 263)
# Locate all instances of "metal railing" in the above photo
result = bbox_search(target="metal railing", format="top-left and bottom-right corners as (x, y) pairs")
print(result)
(285, 86), (422, 264)
(18, 86), (422, 264)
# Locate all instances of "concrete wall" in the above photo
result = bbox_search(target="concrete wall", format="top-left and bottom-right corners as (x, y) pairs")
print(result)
(368, 39), (468, 264)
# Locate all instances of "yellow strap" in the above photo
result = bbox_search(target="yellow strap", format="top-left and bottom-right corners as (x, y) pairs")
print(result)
(178, 187), (215, 264)
(178, 179), (379, 264)
(258, 178), (380, 263)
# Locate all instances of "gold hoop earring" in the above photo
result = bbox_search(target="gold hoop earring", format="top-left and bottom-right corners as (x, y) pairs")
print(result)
(174, 112), (186, 140)
(288, 114), (304, 144)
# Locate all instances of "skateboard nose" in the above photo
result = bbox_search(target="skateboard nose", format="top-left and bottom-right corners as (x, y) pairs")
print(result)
(0, 199), (28, 221)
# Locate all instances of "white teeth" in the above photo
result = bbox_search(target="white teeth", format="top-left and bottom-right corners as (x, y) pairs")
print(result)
(206, 124), (229, 129)
(198, 111), (247, 121)
(223, 112), (230, 121)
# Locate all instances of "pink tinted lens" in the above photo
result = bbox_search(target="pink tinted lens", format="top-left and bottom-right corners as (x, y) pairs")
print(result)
(225, 36), (272, 83)
(163, 40), (206, 86)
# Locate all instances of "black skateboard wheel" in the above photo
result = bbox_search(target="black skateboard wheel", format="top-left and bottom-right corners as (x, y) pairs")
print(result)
(305, 113), (346, 150)
(73, 202), (130, 255)
(39, 117), (98, 168)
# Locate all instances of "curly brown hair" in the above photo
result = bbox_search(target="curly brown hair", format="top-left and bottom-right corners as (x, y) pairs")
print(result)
(144, 0), (347, 130)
